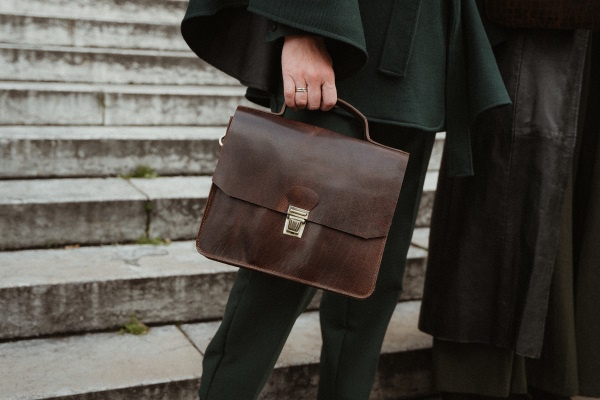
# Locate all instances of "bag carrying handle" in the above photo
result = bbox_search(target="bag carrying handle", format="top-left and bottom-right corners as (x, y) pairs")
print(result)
(220, 99), (386, 149)
(276, 98), (375, 145)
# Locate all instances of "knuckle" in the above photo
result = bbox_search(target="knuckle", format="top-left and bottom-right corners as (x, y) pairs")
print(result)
(305, 71), (319, 83)
(323, 79), (336, 89)
(284, 84), (295, 95)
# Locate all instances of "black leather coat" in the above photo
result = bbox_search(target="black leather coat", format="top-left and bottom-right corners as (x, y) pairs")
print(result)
(419, 29), (591, 358)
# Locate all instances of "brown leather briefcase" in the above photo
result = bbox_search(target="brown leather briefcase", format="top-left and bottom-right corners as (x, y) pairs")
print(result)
(196, 99), (409, 299)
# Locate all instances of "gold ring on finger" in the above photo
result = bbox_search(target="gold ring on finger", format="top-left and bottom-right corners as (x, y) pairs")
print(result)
(295, 87), (308, 93)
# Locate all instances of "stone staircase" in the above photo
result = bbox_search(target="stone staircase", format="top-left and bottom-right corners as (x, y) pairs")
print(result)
(0, 0), (442, 398)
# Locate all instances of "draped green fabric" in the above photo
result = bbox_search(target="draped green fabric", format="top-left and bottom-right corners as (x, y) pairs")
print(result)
(248, 0), (367, 80)
(181, 0), (510, 177)
(445, 0), (512, 176)
(181, 0), (367, 88)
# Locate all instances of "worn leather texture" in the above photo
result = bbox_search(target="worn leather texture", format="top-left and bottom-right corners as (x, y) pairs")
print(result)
(196, 103), (409, 298)
(486, 0), (600, 30)
(420, 30), (591, 357)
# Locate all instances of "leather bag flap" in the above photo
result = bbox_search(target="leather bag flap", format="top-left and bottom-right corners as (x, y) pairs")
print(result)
(212, 107), (409, 239)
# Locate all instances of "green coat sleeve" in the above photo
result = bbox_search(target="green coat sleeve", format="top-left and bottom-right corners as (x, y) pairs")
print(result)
(247, 0), (367, 79)
(445, 0), (511, 177)
(181, 0), (368, 95)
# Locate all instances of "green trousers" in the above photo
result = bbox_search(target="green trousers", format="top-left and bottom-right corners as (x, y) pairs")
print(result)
(198, 108), (435, 400)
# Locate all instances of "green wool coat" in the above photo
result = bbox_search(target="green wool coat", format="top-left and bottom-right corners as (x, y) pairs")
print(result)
(181, 0), (510, 176)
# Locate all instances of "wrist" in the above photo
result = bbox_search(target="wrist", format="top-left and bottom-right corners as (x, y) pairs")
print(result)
(284, 34), (325, 46)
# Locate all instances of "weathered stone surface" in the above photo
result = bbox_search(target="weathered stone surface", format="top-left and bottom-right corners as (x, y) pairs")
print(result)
(0, 126), (223, 178)
(0, 241), (238, 339)
(0, 178), (147, 250)
(103, 86), (249, 126)
(0, 44), (238, 85)
(428, 132), (445, 172)
(183, 301), (434, 400)
(0, 304), (433, 400)
(0, 242), (425, 339)
(0, 0), (187, 24)
(0, 177), (217, 248)
(129, 176), (212, 240)
(402, 246), (429, 301)
(57, 382), (202, 400)
(416, 171), (438, 228)
(0, 326), (203, 400)
(411, 227), (430, 250)
(0, 14), (189, 50)
(0, 83), (105, 125)
(0, 82), (249, 125)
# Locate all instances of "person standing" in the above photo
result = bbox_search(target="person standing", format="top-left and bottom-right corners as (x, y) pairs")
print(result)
(420, 4), (600, 398)
(181, 0), (510, 398)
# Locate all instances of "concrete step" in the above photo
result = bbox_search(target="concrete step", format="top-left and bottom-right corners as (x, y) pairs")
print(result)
(0, 13), (189, 51)
(0, 174), (436, 249)
(417, 131), (443, 227)
(411, 227), (430, 250)
(0, 126), (223, 178)
(0, 325), (204, 400)
(0, 129), (443, 181)
(428, 132), (444, 172)
(0, 241), (428, 340)
(0, 176), (212, 250)
(0, 81), (249, 126)
(0, 44), (238, 86)
(182, 302), (434, 399)
(0, 301), (434, 400)
(416, 170), (438, 228)
(0, 0), (187, 25)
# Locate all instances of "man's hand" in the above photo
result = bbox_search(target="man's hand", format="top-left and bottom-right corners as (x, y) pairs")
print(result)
(281, 35), (337, 111)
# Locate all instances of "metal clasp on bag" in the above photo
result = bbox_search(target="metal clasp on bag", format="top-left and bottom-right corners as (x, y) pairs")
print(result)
(283, 205), (310, 238)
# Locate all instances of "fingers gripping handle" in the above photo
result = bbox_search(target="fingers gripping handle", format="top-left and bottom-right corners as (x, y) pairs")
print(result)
(221, 99), (374, 147)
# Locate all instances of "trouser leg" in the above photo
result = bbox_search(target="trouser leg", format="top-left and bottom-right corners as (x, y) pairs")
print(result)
(199, 268), (317, 400)
(198, 108), (434, 400)
(198, 108), (363, 400)
(317, 124), (436, 400)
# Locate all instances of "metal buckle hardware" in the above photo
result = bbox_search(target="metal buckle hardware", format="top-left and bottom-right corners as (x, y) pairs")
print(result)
(283, 206), (310, 238)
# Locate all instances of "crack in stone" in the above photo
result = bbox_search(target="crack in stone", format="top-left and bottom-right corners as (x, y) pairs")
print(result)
(111, 247), (169, 267)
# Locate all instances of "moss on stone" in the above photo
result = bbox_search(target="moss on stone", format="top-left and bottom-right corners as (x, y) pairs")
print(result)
(119, 165), (159, 179)
(119, 313), (149, 336)
(135, 236), (171, 245)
